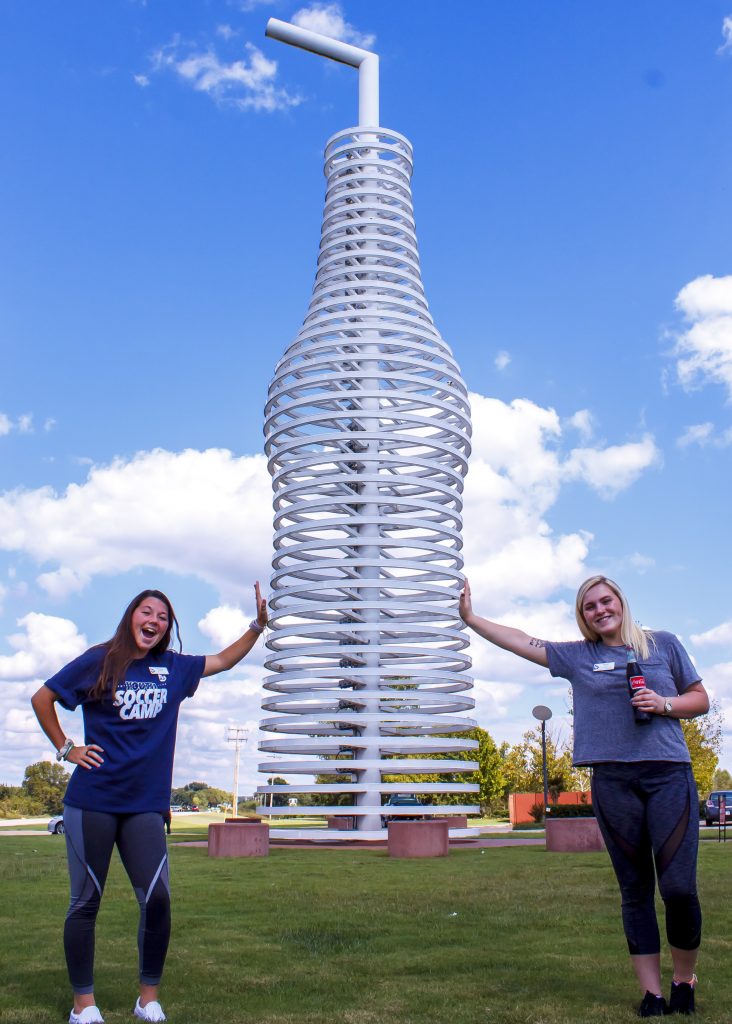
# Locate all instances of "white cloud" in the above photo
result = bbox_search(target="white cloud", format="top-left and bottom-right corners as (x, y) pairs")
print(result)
(494, 350), (511, 371)
(0, 613), (88, 681)
(151, 38), (301, 113)
(718, 15), (732, 55)
(133, 73), (150, 87)
(198, 604), (250, 648)
(0, 412), (37, 436)
(0, 448), (273, 602)
(677, 422), (714, 448)
(673, 274), (732, 399)
(462, 393), (658, 614)
(292, 3), (375, 49)
(43, 417), (56, 433)
(561, 435), (660, 498)
(691, 620), (732, 647)
(627, 552), (655, 573)
(567, 409), (594, 441)
(228, 0), (276, 11)
(37, 567), (88, 600)
(677, 422), (732, 449)
(216, 24), (237, 41)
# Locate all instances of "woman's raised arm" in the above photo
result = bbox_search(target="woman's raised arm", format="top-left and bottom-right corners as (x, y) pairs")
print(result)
(203, 582), (268, 678)
(459, 578), (549, 668)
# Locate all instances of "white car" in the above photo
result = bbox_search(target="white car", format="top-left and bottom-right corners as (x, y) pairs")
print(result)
(47, 815), (65, 835)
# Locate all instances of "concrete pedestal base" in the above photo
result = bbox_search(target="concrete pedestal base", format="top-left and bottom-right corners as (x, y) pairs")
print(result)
(325, 816), (355, 830)
(545, 817), (605, 853)
(208, 821), (269, 858)
(388, 819), (449, 858)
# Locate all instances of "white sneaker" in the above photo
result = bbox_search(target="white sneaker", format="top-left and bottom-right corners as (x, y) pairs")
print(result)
(69, 1008), (105, 1024)
(133, 998), (166, 1022)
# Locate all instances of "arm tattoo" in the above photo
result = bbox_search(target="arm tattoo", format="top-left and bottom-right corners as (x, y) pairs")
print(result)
(529, 638), (546, 648)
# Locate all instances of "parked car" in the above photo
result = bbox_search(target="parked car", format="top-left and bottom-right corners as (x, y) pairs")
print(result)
(381, 793), (424, 827)
(704, 790), (732, 827)
(47, 815), (65, 835)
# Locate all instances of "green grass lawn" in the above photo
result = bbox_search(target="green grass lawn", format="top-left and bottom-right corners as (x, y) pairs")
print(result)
(1, 836), (730, 1024)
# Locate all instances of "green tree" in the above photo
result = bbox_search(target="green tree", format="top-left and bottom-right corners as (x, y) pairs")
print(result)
(268, 776), (289, 807)
(0, 783), (45, 818)
(22, 761), (70, 815)
(712, 768), (732, 790)
(501, 726), (581, 800)
(382, 726), (504, 814)
(171, 783), (232, 808)
(682, 699), (722, 795)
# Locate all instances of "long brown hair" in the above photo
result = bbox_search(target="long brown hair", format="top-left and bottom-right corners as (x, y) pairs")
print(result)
(575, 575), (654, 659)
(90, 589), (181, 699)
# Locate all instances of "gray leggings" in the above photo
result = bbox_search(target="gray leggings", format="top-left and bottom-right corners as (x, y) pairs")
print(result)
(63, 806), (170, 993)
(591, 761), (702, 956)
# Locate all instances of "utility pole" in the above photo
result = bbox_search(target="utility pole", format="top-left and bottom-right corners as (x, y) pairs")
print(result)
(226, 727), (249, 818)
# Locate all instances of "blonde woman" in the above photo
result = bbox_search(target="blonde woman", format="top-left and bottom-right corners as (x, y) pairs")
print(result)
(460, 575), (708, 1017)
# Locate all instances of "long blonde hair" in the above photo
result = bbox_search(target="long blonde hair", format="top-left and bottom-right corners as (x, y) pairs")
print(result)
(575, 575), (654, 659)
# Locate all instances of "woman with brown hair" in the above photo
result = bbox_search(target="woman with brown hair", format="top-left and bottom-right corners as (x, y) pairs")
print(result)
(31, 584), (267, 1024)
(460, 574), (708, 1017)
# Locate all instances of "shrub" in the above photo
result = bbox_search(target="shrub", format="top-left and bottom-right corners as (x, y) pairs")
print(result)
(545, 803), (596, 818)
(528, 801), (545, 823)
(0, 794), (45, 818)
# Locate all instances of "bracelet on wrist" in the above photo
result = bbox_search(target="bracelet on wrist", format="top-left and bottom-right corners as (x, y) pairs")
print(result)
(56, 738), (74, 762)
(249, 619), (265, 635)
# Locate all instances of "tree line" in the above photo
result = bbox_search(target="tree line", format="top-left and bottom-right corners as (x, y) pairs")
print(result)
(1, 704), (725, 819)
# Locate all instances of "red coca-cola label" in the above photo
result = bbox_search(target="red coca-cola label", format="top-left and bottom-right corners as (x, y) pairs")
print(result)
(629, 675), (646, 692)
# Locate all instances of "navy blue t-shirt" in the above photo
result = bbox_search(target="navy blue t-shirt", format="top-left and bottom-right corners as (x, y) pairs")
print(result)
(45, 647), (205, 813)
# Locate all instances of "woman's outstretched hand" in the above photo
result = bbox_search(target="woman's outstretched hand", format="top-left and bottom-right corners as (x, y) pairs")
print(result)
(459, 577), (473, 625)
(254, 581), (268, 629)
(203, 582), (270, 677)
(456, 577), (549, 667)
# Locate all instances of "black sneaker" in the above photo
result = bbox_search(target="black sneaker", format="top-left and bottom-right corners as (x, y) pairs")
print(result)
(668, 976), (696, 1014)
(637, 991), (668, 1017)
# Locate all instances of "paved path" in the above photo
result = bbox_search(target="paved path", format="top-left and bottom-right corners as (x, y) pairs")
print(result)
(0, 828), (52, 837)
(175, 834), (545, 850)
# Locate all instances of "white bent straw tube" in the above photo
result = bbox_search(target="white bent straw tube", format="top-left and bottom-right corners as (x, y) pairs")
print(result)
(265, 17), (379, 127)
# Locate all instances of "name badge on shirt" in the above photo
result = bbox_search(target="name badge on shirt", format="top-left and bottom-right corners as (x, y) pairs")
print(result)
(593, 662), (615, 672)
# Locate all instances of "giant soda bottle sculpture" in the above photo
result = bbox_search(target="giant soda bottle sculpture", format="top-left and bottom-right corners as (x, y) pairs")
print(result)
(259, 20), (477, 837)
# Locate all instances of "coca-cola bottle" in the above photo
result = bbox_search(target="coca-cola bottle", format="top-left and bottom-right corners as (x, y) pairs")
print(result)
(626, 647), (651, 725)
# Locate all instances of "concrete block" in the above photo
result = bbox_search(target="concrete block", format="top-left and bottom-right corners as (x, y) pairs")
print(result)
(208, 821), (269, 857)
(545, 817), (606, 853)
(388, 819), (449, 858)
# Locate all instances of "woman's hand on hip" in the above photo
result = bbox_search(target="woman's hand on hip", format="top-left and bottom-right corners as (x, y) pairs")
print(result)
(66, 744), (105, 770)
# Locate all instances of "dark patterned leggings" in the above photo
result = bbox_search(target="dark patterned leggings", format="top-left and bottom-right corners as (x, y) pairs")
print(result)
(591, 761), (702, 956)
(63, 806), (170, 993)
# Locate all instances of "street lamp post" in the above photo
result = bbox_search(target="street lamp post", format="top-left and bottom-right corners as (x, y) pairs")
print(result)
(531, 705), (553, 818)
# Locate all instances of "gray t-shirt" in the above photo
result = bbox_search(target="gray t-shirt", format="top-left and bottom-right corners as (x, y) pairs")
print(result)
(545, 631), (701, 766)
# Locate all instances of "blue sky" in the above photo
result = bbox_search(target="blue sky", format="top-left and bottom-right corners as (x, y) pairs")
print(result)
(2, 1), (731, 795)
